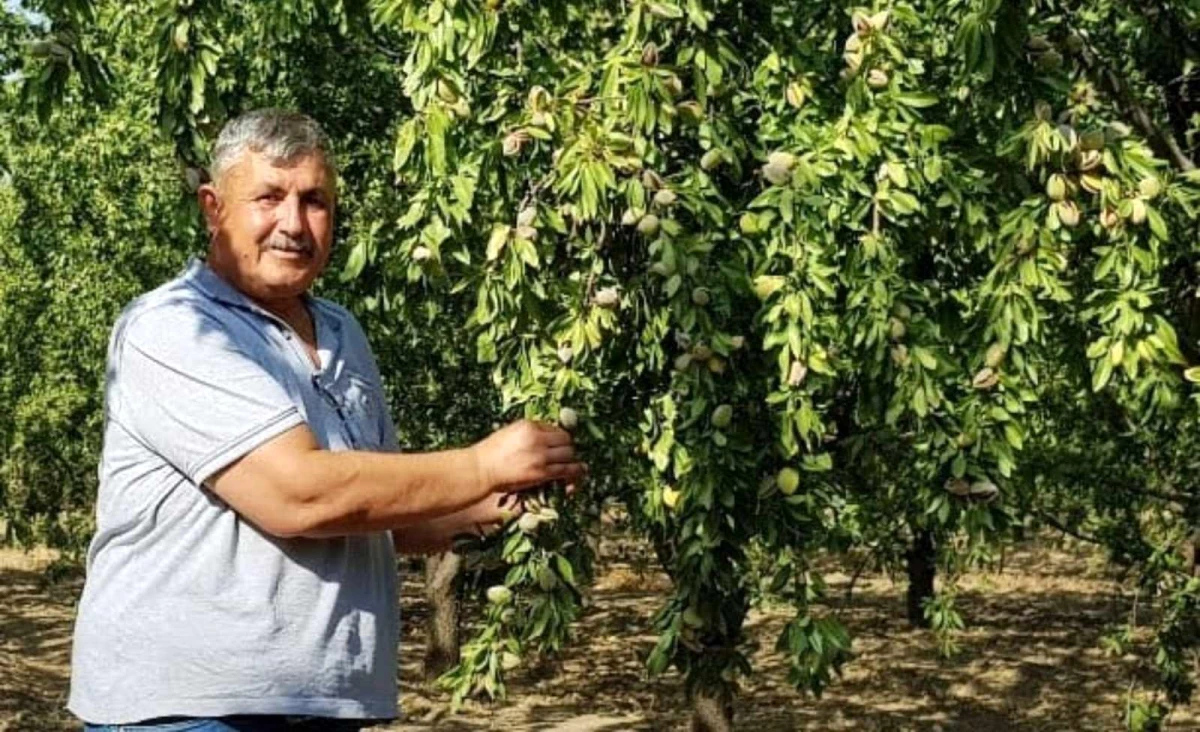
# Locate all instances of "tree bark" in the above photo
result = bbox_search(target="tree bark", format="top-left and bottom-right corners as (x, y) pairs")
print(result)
(422, 550), (463, 684)
(906, 529), (936, 629)
(689, 689), (734, 732)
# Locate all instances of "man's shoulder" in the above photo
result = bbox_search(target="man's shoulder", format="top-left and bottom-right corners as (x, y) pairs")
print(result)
(112, 277), (236, 356)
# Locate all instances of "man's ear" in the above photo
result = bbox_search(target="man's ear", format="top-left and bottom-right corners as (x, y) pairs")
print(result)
(197, 183), (223, 237)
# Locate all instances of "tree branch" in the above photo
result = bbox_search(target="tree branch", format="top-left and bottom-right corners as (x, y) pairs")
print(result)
(1075, 39), (1195, 172)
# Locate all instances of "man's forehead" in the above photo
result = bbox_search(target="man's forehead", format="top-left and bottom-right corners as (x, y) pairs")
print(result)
(224, 150), (335, 191)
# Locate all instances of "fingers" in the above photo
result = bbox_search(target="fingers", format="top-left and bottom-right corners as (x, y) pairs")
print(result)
(548, 460), (588, 484)
(543, 444), (576, 465)
(524, 419), (575, 446)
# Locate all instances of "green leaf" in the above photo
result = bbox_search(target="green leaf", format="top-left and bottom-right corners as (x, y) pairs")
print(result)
(1092, 358), (1113, 392)
(340, 241), (367, 282)
(894, 92), (939, 108)
(487, 224), (510, 261)
(393, 118), (419, 172)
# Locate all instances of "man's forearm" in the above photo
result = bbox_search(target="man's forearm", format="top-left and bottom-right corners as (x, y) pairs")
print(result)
(291, 446), (490, 538)
(392, 493), (518, 555)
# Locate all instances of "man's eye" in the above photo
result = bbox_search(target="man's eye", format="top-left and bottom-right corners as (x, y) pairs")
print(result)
(257, 193), (283, 203)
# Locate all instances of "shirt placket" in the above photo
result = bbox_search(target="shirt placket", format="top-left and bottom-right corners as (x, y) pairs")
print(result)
(279, 325), (362, 451)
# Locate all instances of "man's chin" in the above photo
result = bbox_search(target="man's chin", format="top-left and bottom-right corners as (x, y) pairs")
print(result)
(252, 259), (323, 300)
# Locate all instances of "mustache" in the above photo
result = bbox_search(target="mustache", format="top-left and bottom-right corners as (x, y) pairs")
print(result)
(262, 235), (316, 254)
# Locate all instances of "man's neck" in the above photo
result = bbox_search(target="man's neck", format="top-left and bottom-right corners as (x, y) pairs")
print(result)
(203, 255), (311, 334)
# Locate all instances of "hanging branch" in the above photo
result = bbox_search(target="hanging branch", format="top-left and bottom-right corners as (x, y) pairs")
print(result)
(1072, 36), (1195, 172)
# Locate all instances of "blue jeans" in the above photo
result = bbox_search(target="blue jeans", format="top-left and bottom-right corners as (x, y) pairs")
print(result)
(82, 716), (368, 732)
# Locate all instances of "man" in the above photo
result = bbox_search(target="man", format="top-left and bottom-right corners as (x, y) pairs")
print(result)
(67, 109), (587, 731)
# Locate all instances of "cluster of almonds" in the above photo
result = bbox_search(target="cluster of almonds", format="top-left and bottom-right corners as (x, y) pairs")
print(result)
(1037, 109), (1162, 230)
(944, 478), (1000, 502)
(971, 342), (1006, 391)
(888, 302), (912, 368)
(673, 332), (743, 375)
(842, 9), (891, 84)
(1025, 31), (1086, 73)
(621, 169), (677, 239)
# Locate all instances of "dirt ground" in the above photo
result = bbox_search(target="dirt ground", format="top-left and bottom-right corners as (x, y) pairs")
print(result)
(2, 539), (1197, 732)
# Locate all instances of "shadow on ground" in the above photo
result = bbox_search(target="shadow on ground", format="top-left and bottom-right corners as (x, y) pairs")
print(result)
(2, 542), (1197, 732)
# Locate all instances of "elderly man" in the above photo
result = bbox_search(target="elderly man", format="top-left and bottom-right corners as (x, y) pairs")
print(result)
(67, 109), (586, 731)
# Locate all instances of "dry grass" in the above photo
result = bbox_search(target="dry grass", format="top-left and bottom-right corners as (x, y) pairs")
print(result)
(2, 540), (1197, 732)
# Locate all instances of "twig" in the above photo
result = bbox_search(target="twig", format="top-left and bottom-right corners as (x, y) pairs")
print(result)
(1037, 510), (1104, 546)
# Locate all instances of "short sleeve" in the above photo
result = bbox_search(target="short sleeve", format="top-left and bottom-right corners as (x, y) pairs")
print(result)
(111, 304), (307, 486)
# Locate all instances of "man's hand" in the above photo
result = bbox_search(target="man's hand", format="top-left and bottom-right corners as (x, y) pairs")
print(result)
(471, 419), (588, 496)
(392, 491), (526, 555)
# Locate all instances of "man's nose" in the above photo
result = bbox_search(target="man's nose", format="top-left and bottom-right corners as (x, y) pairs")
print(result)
(276, 195), (305, 238)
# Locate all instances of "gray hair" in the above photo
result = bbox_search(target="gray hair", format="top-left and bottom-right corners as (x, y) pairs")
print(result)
(209, 109), (335, 187)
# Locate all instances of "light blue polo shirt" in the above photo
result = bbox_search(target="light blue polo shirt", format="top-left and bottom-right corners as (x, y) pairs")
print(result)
(68, 257), (400, 724)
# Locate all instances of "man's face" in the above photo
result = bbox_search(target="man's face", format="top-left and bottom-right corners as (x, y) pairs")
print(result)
(200, 150), (336, 302)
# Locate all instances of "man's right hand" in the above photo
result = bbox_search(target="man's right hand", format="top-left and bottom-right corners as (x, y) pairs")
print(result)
(471, 419), (588, 496)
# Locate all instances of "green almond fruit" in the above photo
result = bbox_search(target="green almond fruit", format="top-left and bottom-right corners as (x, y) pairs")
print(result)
(593, 287), (621, 308)
(677, 101), (704, 124)
(1055, 200), (1080, 228)
(558, 406), (579, 431)
(785, 81), (806, 109)
(653, 189), (678, 207)
(753, 275), (786, 300)
(517, 513), (541, 533)
(1046, 174), (1068, 202)
(776, 467), (800, 496)
(762, 162), (790, 186)
(1138, 177), (1161, 200)
(972, 367), (999, 390)
(486, 585), (513, 605)
(641, 41), (659, 66)
(985, 342), (1006, 369)
(711, 404), (733, 429)
(1129, 198), (1147, 225)
(767, 151), (796, 169)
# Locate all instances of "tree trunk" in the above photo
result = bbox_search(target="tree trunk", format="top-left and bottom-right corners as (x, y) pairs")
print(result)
(906, 529), (936, 629)
(422, 551), (463, 684)
(689, 689), (734, 732)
